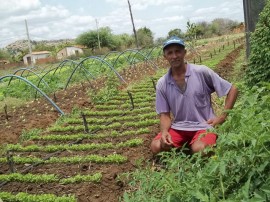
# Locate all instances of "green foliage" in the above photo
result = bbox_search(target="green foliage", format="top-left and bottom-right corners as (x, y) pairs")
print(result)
(0, 154), (127, 164)
(19, 128), (42, 143)
(60, 173), (102, 184)
(0, 49), (12, 60)
(119, 33), (135, 49)
(0, 173), (57, 183)
(0, 192), (76, 202)
(83, 106), (153, 116)
(245, 0), (270, 87)
(123, 84), (270, 201)
(185, 21), (199, 46)
(76, 27), (135, 51)
(30, 128), (151, 141)
(0, 172), (102, 185)
(65, 112), (156, 124)
(76, 30), (99, 50)
(137, 27), (154, 48)
(6, 138), (143, 152)
(167, 28), (185, 39)
(88, 74), (120, 104)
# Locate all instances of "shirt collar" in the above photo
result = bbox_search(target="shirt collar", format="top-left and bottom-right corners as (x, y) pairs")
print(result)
(166, 63), (191, 84)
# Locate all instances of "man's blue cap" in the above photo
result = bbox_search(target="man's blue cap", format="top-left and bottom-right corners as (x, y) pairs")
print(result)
(163, 36), (185, 50)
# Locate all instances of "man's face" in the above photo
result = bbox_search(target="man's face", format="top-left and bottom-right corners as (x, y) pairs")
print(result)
(163, 44), (186, 68)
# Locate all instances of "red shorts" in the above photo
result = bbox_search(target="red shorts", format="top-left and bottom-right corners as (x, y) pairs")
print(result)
(154, 128), (217, 148)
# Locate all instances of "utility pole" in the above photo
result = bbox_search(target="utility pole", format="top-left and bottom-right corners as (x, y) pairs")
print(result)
(127, 0), (139, 49)
(25, 19), (33, 67)
(95, 19), (101, 51)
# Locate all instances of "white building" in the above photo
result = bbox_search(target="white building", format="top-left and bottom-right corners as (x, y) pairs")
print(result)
(57, 46), (84, 60)
(23, 51), (51, 65)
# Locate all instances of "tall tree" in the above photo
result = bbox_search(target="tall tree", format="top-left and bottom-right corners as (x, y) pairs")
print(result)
(167, 28), (184, 38)
(185, 21), (199, 47)
(0, 49), (11, 60)
(211, 18), (239, 35)
(76, 27), (115, 50)
(136, 27), (154, 48)
(76, 31), (98, 50)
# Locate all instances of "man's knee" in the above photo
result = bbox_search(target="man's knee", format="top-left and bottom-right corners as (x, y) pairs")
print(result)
(150, 139), (162, 155)
(191, 140), (207, 153)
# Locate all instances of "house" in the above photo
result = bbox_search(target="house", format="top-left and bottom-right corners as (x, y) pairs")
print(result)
(23, 51), (51, 65)
(57, 46), (84, 60)
(0, 59), (10, 65)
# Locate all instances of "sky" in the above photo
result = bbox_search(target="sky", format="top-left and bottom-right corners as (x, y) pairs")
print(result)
(0, 0), (244, 48)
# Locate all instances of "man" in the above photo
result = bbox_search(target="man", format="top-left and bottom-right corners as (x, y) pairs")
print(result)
(150, 36), (238, 155)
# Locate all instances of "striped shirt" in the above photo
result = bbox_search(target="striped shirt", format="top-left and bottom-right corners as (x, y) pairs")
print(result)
(156, 63), (232, 131)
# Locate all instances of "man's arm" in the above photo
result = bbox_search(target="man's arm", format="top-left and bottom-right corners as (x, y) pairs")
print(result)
(160, 112), (174, 147)
(207, 85), (238, 127)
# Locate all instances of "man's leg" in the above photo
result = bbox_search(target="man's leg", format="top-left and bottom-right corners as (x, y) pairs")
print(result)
(150, 129), (187, 155)
(150, 138), (171, 155)
(190, 130), (217, 154)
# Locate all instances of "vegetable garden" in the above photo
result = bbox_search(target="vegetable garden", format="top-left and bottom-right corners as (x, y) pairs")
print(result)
(0, 31), (264, 202)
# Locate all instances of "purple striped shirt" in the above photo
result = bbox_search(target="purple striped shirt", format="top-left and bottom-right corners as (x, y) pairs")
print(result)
(156, 63), (232, 131)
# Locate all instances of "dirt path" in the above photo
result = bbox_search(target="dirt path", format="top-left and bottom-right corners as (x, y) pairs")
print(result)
(215, 44), (244, 79)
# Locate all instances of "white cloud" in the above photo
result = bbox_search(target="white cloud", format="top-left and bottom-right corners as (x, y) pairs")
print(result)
(105, 0), (189, 10)
(190, 1), (243, 23)
(63, 16), (95, 26)
(153, 16), (184, 23)
(163, 5), (193, 13)
(0, 0), (244, 48)
(0, 0), (40, 11)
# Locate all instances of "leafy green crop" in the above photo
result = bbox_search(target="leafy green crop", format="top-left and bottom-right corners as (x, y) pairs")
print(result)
(245, 0), (270, 86)
(0, 154), (127, 164)
(123, 84), (270, 201)
(6, 138), (143, 152)
(0, 172), (102, 184)
(30, 128), (151, 141)
(0, 192), (76, 202)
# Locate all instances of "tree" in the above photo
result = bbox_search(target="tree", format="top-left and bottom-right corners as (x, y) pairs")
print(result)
(0, 49), (11, 60)
(185, 21), (199, 47)
(136, 27), (154, 48)
(196, 21), (211, 38)
(167, 28), (184, 39)
(211, 18), (239, 35)
(119, 33), (134, 48)
(155, 37), (166, 46)
(76, 31), (98, 50)
(76, 26), (126, 51)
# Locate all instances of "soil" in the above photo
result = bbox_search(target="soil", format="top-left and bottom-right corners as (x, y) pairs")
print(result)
(0, 43), (244, 202)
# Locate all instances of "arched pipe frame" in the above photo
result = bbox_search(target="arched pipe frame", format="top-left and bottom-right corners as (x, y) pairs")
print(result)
(145, 46), (163, 59)
(99, 51), (133, 69)
(34, 61), (95, 99)
(50, 59), (95, 81)
(65, 56), (126, 90)
(52, 59), (78, 75)
(0, 75), (64, 115)
(112, 49), (158, 70)
(8, 68), (51, 92)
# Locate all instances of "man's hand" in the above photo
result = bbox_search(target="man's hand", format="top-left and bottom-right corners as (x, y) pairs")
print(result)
(160, 131), (174, 149)
(207, 116), (226, 127)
